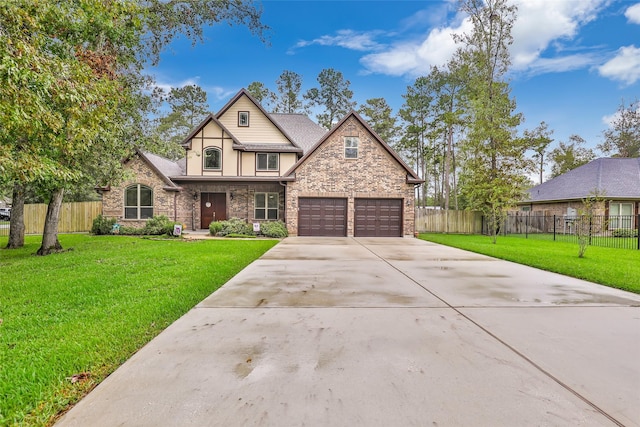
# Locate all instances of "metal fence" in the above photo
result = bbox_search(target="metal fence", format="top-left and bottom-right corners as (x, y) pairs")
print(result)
(487, 213), (640, 250)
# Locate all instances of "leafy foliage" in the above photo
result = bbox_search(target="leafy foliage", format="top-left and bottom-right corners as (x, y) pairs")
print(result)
(548, 135), (596, 178)
(209, 220), (224, 236)
(91, 215), (117, 235)
(304, 68), (356, 129)
(259, 221), (288, 238)
(153, 85), (209, 160)
(596, 98), (640, 158)
(216, 218), (255, 237)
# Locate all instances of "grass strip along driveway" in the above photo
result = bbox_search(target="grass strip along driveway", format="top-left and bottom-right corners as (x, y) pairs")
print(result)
(0, 234), (277, 426)
(419, 233), (640, 294)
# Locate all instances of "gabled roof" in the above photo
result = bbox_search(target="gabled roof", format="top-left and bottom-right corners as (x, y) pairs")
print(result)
(284, 110), (423, 184)
(269, 113), (326, 155)
(215, 89), (304, 152)
(527, 157), (640, 202)
(135, 150), (183, 191)
(179, 113), (241, 149)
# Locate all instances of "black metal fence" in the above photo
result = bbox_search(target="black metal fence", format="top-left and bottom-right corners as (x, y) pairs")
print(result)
(484, 213), (640, 250)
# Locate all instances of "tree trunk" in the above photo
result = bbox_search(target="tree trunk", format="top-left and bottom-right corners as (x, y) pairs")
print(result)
(37, 188), (65, 256)
(6, 182), (26, 249)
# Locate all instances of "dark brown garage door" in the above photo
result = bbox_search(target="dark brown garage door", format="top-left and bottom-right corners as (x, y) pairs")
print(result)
(354, 198), (403, 237)
(298, 198), (347, 236)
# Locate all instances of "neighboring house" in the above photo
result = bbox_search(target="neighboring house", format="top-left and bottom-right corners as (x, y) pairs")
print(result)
(519, 157), (640, 229)
(101, 89), (423, 237)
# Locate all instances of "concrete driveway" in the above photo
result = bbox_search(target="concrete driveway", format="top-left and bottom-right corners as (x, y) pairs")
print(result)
(57, 237), (640, 426)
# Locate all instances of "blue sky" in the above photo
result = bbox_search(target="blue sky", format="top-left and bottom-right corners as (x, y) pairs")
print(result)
(149, 0), (640, 154)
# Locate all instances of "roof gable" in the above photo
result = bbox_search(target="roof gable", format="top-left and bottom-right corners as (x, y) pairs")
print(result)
(132, 150), (183, 190)
(285, 111), (422, 183)
(527, 157), (640, 202)
(215, 89), (302, 150)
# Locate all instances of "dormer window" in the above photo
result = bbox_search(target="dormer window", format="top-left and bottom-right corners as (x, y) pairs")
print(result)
(203, 147), (222, 170)
(238, 111), (249, 127)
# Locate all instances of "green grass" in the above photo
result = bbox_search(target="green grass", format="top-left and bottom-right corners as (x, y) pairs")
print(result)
(0, 234), (277, 426)
(419, 233), (640, 294)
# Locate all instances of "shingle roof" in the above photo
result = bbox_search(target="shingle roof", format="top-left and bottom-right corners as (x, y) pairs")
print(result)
(527, 157), (640, 202)
(269, 113), (327, 155)
(142, 151), (185, 177)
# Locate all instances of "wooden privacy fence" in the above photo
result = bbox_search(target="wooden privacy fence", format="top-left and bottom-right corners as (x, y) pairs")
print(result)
(415, 208), (483, 234)
(23, 201), (102, 234)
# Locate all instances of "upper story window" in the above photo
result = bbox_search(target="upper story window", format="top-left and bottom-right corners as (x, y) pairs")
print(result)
(256, 153), (279, 171)
(345, 137), (359, 159)
(238, 111), (249, 127)
(124, 184), (153, 219)
(203, 147), (222, 170)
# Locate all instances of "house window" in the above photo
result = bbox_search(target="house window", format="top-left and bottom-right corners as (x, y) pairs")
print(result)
(238, 111), (249, 127)
(256, 153), (279, 171)
(203, 147), (222, 170)
(124, 184), (153, 219)
(345, 137), (359, 159)
(255, 192), (278, 220)
(609, 202), (633, 229)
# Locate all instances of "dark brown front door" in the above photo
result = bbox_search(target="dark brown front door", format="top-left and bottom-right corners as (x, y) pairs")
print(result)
(354, 199), (403, 237)
(298, 198), (347, 236)
(201, 193), (227, 229)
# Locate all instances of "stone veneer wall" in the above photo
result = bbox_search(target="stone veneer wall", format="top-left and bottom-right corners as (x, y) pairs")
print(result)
(285, 116), (416, 236)
(101, 155), (177, 229)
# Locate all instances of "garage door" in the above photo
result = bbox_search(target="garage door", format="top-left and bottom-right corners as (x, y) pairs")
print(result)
(298, 198), (347, 236)
(354, 199), (403, 237)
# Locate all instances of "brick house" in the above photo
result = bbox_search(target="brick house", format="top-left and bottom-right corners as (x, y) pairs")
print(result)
(101, 89), (423, 237)
(517, 157), (640, 230)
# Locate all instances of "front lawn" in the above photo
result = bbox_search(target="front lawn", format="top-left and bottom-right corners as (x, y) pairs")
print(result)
(0, 234), (277, 426)
(419, 233), (640, 294)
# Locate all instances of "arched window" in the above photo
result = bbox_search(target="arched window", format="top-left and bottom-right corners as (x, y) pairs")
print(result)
(125, 184), (153, 219)
(204, 147), (222, 170)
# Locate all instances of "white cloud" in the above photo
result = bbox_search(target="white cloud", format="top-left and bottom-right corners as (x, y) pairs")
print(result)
(361, 19), (472, 77)
(598, 45), (640, 85)
(625, 3), (640, 24)
(289, 30), (383, 54)
(510, 0), (609, 71)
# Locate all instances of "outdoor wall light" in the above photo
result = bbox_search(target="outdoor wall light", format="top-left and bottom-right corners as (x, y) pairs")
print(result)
(192, 191), (198, 201)
(230, 192), (235, 201)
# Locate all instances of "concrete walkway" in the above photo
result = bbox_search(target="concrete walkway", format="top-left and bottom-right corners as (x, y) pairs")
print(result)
(57, 237), (640, 426)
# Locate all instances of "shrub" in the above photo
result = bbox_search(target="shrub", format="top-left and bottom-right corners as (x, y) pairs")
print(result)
(91, 215), (117, 235)
(119, 226), (143, 235)
(209, 221), (223, 236)
(218, 218), (254, 237)
(143, 215), (177, 236)
(612, 228), (638, 238)
(259, 221), (288, 238)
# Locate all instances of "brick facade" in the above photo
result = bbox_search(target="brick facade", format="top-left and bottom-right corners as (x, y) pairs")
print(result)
(101, 155), (178, 228)
(285, 116), (416, 236)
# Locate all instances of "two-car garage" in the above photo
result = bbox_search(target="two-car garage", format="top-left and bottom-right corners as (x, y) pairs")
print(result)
(298, 197), (403, 237)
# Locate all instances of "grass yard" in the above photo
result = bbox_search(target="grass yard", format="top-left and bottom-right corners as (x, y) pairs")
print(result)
(419, 233), (640, 294)
(0, 234), (277, 426)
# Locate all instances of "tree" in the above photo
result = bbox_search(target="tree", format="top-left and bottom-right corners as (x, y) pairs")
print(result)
(575, 191), (606, 258)
(597, 99), (640, 158)
(524, 121), (554, 184)
(358, 98), (399, 145)
(304, 68), (356, 129)
(548, 135), (596, 178)
(247, 81), (275, 111)
(154, 84), (209, 159)
(0, 0), (268, 252)
(398, 78), (433, 206)
(454, 0), (529, 243)
(273, 71), (308, 114)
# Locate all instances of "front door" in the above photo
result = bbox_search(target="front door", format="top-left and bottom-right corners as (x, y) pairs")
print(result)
(201, 193), (227, 229)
